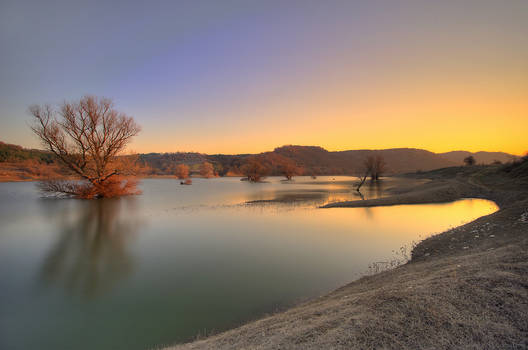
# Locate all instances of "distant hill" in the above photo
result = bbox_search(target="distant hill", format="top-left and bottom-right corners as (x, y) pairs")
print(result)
(119, 146), (463, 176)
(0, 140), (519, 178)
(439, 151), (518, 165)
(138, 152), (209, 174)
(0, 142), (65, 181)
(266, 146), (458, 175)
(0, 141), (56, 163)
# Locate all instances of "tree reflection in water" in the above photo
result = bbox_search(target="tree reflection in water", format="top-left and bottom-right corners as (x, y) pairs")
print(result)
(359, 180), (384, 200)
(355, 181), (385, 219)
(39, 198), (141, 298)
(369, 180), (384, 199)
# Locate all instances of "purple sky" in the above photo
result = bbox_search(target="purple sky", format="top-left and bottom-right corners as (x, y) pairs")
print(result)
(1, 0), (527, 154)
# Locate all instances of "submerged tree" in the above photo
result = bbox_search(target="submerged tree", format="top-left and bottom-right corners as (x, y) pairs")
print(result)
(279, 160), (301, 180)
(199, 161), (215, 178)
(357, 154), (386, 191)
(241, 157), (268, 182)
(367, 154), (386, 181)
(174, 163), (190, 179)
(375, 155), (386, 180)
(29, 95), (141, 198)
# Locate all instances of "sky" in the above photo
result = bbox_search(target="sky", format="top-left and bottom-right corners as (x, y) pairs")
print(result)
(0, 0), (527, 155)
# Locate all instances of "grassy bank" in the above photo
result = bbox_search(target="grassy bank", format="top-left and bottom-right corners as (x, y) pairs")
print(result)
(165, 162), (528, 349)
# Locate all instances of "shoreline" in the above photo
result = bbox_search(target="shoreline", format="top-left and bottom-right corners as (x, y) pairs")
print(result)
(321, 178), (488, 208)
(0, 174), (225, 183)
(165, 165), (528, 349)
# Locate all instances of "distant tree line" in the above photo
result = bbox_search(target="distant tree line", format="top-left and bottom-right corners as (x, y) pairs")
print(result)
(8, 136), (523, 183)
(0, 141), (56, 163)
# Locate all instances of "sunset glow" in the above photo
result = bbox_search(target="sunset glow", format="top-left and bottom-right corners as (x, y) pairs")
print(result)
(1, 0), (526, 154)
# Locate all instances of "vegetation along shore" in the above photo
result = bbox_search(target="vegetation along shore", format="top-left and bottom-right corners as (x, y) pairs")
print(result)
(0, 140), (517, 183)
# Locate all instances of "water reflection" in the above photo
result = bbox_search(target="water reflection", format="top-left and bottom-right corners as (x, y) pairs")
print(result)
(39, 198), (141, 298)
(243, 178), (387, 207)
(361, 179), (384, 199)
(0, 180), (499, 350)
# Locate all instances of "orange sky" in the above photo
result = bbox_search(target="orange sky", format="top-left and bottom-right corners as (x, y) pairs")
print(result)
(1, 1), (526, 155)
(132, 53), (527, 155)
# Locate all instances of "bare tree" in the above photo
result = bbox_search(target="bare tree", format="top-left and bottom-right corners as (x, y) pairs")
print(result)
(29, 96), (141, 198)
(214, 163), (227, 177)
(357, 154), (386, 191)
(372, 154), (386, 180)
(357, 156), (374, 191)
(174, 164), (190, 179)
(241, 157), (268, 182)
(279, 160), (301, 180)
(199, 161), (214, 178)
(464, 155), (476, 166)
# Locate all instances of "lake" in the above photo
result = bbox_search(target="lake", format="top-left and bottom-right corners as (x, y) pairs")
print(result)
(0, 177), (498, 350)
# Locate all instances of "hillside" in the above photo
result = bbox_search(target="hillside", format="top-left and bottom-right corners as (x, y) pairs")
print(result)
(0, 141), (55, 163)
(0, 141), (65, 181)
(439, 151), (517, 165)
(0, 141), (519, 179)
(206, 146), (458, 176)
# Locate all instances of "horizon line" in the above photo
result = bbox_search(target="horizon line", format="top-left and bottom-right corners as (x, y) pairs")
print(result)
(1, 140), (521, 157)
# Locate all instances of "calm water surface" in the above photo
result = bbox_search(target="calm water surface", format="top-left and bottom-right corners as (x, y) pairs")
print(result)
(0, 177), (498, 350)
